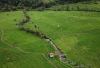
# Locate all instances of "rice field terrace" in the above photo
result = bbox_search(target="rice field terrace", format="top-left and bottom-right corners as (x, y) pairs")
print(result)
(24, 11), (100, 68)
(0, 11), (72, 68)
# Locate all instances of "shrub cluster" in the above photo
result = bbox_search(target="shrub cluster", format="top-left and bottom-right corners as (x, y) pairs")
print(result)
(19, 26), (47, 39)
(37, 6), (45, 11)
(18, 10), (30, 26)
(51, 6), (100, 12)
(18, 10), (47, 39)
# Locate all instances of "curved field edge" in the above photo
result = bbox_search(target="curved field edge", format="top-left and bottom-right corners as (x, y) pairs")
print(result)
(0, 11), (72, 68)
(24, 11), (100, 68)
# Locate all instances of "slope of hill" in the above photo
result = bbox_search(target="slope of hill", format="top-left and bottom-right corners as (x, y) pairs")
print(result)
(24, 11), (100, 68)
(0, 11), (73, 68)
(0, 0), (100, 68)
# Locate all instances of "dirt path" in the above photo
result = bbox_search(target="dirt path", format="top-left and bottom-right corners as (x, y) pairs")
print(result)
(0, 30), (57, 68)
(45, 39), (66, 62)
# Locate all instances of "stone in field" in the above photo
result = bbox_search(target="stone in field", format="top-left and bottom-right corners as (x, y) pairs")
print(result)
(58, 25), (60, 28)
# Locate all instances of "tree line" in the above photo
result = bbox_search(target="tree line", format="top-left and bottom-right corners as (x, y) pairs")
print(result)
(18, 10), (48, 39)
(0, 0), (55, 11)
(0, 0), (99, 11)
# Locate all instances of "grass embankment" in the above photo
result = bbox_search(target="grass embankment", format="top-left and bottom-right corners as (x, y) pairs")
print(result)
(24, 11), (100, 68)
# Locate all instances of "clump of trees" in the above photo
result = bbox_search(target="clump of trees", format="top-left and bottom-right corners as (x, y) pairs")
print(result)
(19, 26), (47, 39)
(53, 6), (70, 11)
(52, 5), (100, 12)
(0, 0), (56, 12)
(54, 0), (99, 3)
(18, 10), (30, 26)
(0, 0), (100, 12)
(37, 6), (45, 11)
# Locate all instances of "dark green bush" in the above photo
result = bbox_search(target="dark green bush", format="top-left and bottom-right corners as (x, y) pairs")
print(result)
(18, 26), (25, 30)
(35, 31), (41, 36)
(37, 6), (45, 11)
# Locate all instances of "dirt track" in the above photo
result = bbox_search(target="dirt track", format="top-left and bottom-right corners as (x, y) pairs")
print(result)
(0, 30), (57, 68)
(45, 39), (66, 62)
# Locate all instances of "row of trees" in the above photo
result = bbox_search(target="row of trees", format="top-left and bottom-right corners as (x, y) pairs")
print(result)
(51, 6), (100, 12)
(1, 0), (99, 11)
(19, 26), (48, 39)
(18, 10), (30, 26)
(55, 0), (99, 3)
(36, 5), (100, 12)
(18, 10), (48, 39)
(0, 0), (55, 11)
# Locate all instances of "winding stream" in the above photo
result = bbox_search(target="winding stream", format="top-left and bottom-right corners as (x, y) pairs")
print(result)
(45, 38), (66, 62)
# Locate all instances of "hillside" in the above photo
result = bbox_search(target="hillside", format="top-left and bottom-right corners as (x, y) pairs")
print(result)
(0, 0), (100, 68)
(24, 11), (100, 68)
(0, 11), (73, 68)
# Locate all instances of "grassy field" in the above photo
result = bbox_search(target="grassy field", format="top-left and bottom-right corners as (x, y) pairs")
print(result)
(24, 11), (100, 67)
(0, 11), (72, 68)
(50, 1), (100, 11)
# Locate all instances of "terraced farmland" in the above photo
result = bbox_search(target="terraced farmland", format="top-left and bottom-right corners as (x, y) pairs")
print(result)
(0, 11), (72, 68)
(24, 11), (100, 68)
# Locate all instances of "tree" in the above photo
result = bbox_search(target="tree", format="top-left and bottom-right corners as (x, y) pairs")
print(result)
(66, 6), (69, 11)
(77, 6), (79, 11)
(35, 25), (37, 28)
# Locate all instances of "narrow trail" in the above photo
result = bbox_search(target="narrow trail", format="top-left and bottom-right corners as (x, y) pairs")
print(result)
(0, 30), (57, 68)
(45, 39), (66, 62)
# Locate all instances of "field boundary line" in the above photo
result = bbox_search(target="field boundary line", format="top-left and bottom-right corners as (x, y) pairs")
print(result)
(0, 30), (57, 68)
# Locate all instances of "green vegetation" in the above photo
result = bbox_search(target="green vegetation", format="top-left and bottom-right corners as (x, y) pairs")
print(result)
(0, 11), (72, 68)
(24, 11), (100, 67)
(0, 0), (100, 11)
(0, 0), (100, 68)
(50, 1), (100, 11)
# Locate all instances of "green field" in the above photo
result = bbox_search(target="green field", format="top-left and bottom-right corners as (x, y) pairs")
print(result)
(1, 0), (100, 68)
(49, 1), (100, 11)
(0, 11), (72, 68)
(23, 11), (100, 68)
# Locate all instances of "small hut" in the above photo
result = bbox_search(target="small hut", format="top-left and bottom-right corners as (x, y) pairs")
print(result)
(14, 42), (17, 44)
(49, 53), (54, 57)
